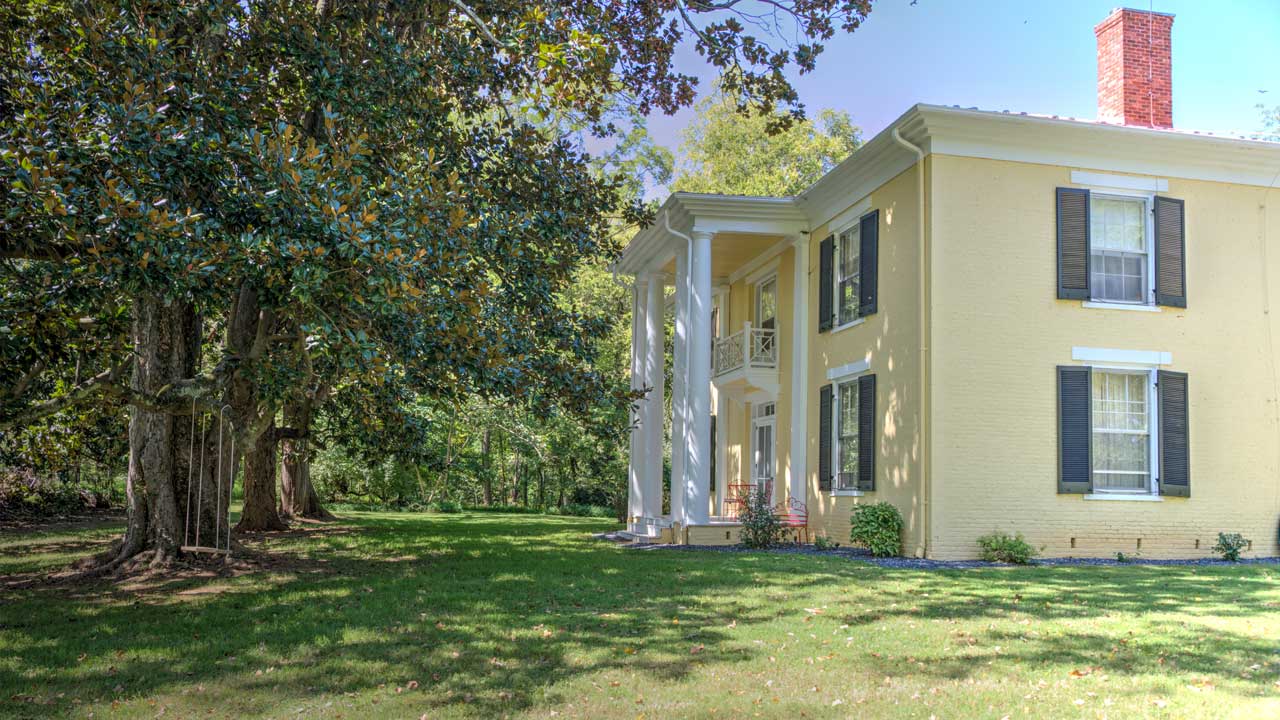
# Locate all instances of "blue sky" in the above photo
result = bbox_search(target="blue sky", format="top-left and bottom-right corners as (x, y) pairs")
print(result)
(643, 0), (1280, 165)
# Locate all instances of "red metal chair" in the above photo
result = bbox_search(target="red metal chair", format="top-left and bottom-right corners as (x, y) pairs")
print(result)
(774, 496), (809, 543)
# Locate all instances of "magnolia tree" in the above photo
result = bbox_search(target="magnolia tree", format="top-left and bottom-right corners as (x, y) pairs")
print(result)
(1, 0), (874, 572)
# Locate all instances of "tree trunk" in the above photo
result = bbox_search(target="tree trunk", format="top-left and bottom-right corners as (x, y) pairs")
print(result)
(237, 418), (287, 531)
(279, 397), (332, 520)
(226, 283), (288, 532)
(480, 426), (492, 506)
(116, 294), (209, 568)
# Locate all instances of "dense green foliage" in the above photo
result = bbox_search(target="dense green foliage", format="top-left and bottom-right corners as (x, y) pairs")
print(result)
(977, 531), (1039, 565)
(1, 0), (878, 554)
(738, 485), (787, 549)
(673, 86), (861, 196)
(1213, 532), (1250, 562)
(4, 513), (1280, 718)
(849, 501), (903, 557)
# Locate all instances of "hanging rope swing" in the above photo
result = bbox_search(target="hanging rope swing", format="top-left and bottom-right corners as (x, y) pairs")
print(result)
(182, 402), (236, 556)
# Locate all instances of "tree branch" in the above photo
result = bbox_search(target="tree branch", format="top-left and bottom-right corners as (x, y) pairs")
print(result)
(0, 359), (129, 430)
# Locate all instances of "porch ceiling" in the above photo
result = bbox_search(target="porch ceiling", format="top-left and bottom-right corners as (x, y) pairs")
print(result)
(658, 232), (784, 281)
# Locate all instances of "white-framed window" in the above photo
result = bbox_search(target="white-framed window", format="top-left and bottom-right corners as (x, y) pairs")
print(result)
(755, 275), (777, 330)
(835, 224), (860, 326)
(1090, 193), (1153, 305)
(834, 379), (859, 491)
(751, 402), (776, 490)
(1091, 368), (1157, 494)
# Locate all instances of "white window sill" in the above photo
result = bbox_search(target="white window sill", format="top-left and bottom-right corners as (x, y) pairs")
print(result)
(831, 489), (866, 497)
(1083, 493), (1163, 502)
(831, 317), (866, 334)
(1081, 301), (1161, 313)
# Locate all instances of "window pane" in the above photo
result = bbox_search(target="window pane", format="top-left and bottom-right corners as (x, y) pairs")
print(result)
(838, 381), (859, 476)
(1090, 196), (1149, 303)
(835, 229), (860, 325)
(1091, 370), (1150, 492)
(838, 278), (859, 325)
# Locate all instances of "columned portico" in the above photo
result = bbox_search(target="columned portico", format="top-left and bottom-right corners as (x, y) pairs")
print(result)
(617, 192), (809, 542)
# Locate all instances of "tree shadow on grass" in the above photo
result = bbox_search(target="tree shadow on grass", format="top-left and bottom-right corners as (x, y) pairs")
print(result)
(1, 515), (1277, 717)
(0, 513), (787, 718)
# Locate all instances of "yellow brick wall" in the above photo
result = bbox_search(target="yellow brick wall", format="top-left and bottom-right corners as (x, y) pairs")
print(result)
(928, 154), (1280, 560)
(803, 163), (927, 555)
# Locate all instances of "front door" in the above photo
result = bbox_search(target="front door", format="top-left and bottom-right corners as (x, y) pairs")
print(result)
(751, 402), (776, 498)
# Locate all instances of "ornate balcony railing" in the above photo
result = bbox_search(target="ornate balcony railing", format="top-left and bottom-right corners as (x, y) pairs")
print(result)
(712, 322), (778, 376)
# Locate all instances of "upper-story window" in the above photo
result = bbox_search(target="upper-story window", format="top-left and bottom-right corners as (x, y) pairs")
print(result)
(818, 209), (878, 333)
(755, 276), (777, 330)
(1055, 184), (1186, 309)
(836, 225), (861, 326)
(1090, 195), (1151, 304)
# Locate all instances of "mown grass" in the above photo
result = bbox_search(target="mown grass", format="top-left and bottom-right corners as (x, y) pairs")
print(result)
(2, 511), (1279, 719)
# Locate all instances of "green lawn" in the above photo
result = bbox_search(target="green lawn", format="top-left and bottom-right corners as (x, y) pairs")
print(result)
(2, 512), (1279, 719)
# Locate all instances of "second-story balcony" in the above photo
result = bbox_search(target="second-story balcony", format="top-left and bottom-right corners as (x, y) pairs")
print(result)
(712, 322), (780, 400)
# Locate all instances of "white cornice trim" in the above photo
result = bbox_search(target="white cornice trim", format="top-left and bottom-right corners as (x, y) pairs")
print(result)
(916, 104), (1280, 188)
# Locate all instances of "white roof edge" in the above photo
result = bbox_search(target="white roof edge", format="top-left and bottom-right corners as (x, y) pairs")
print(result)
(620, 102), (1280, 272)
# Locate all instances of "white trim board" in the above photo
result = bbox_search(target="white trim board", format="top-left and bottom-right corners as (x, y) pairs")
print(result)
(826, 358), (870, 381)
(1071, 171), (1168, 192)
(826, 196), (874, 234)
(1071, 347), (1172, 366)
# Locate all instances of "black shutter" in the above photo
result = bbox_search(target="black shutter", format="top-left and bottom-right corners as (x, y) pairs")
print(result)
(1154, 196), (1187, 308)
(1057, 366), (1092, 494)
(709, 414), (717, 494)
(818, 384), (833, 491)
(1158, 370), (1190, 497)
(859, 211), (879, 317)
(818, 235), (834, 332)
(857, 373), (876, 491)
(1056, 187), (1091, 300)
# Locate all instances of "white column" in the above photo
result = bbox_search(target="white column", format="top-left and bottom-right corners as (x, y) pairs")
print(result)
(788, 236), (810, 506)
(685, 231), (713, 525)
(626, 279), (647, 529)
(641, 274), (666, 520)
(713, 288), (727, 518)
(669, 251), (689, 524)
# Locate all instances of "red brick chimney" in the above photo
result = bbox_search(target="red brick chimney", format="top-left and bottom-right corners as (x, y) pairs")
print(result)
(1094, 8), (1174, 128)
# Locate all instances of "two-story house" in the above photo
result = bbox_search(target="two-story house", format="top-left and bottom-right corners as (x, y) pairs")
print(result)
(617, 7), (1280, 560)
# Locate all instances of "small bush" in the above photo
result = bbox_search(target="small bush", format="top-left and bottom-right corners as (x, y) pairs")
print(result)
(977, 532), (1038, 564)
(849, 502), (903, 557)
(739, 486), (786, 549)
(1115, 551), (1141, 563)
(433, 500), (464, 514)
(812, 535), (840, 551)
(1212, 532), (1249, 562)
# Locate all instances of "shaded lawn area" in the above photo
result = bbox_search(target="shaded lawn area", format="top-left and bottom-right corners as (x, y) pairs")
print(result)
(2, 513), (1279, 719)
